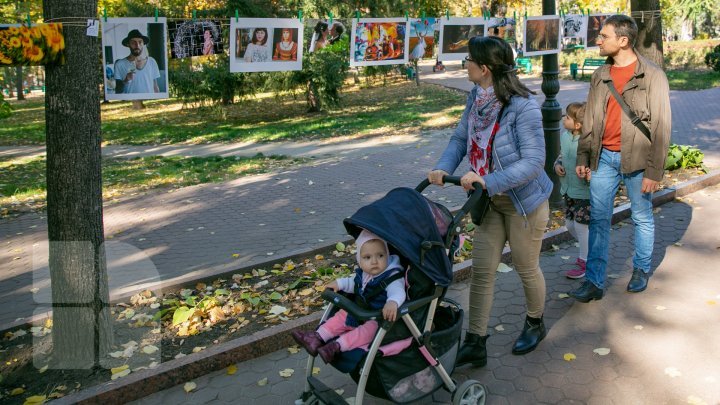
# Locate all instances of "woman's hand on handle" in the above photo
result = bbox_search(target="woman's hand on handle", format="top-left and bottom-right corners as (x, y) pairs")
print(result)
(427, 169), (449, 186)
(460, 171), (485, 191)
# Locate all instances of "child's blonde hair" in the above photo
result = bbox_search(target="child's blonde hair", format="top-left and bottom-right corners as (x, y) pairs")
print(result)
(566, 102), (586, 132)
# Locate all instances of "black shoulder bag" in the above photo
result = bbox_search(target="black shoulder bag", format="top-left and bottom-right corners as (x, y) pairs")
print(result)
(606, 81), (652, 142)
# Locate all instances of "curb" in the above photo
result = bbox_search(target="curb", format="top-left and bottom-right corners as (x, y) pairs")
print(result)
(54, 169), (720, 404)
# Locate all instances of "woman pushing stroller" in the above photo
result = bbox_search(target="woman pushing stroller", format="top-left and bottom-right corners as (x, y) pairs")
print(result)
(428, 36), (552, 366)
(292, 229), (406, 364)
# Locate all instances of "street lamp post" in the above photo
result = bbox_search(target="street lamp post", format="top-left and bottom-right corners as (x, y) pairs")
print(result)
(541, 0), (563, 208)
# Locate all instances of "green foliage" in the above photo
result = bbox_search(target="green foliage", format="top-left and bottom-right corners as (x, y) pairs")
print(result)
(705, 44), (720, 72)
(665, 144), (707, 173)
(0, 92), (12, 119)
(168, 56), (259, 107)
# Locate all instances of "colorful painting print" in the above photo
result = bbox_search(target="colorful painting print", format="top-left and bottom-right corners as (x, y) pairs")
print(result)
(168, 19), (223, 58)
(586, 14), (611, 49)
(409, 18), (437, 60)
(350, 18), (409, 67)
(0, 24), (65, 66)
(102, 18), (169, 101)
(229, 18), (303, 72)
(523, 16), (561, 56)
(308, 19), (347, 53)
(487, 17), (517, 45)
(438, 18), (487, 61)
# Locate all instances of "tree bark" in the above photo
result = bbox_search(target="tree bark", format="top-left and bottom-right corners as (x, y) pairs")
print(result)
(15, 66), (24, 100)
(631, 0), (665, 67)
(44, 0), (112, 369)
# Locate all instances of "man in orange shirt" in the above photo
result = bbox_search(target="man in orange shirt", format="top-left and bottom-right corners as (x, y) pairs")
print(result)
(569, 15), (671, 302)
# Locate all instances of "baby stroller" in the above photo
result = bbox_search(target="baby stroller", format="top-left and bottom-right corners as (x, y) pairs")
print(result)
(296, 176), (488, 405)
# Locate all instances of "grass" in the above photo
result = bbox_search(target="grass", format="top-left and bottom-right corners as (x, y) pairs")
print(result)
(0, 154), (305, 214)
(0, 80), (465, 146)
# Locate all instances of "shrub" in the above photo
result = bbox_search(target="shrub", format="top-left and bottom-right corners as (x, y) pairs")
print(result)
(0, 92), (12, 119)
(705, 44), (720, 72)
(665, 144), (707, 173)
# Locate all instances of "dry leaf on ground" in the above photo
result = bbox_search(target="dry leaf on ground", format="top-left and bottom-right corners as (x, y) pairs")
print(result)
(184, 382), (197, 393)
(563, 353), (576, 361)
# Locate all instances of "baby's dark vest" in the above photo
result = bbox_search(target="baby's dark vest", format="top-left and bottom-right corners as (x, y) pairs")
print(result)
(345, 267), (404, 327)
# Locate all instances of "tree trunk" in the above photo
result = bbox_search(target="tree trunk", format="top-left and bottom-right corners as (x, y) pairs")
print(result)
(631, 0), (665, 68)
(306, 80), (320, 112)
(44, 0), (112, 369)
(16, 66), (24, 100)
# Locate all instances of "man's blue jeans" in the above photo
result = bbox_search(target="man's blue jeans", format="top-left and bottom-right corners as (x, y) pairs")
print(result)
(586, 149), (654, 289)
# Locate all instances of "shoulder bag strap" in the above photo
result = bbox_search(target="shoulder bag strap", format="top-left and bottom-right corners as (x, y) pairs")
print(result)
(606, 81), (651, 142)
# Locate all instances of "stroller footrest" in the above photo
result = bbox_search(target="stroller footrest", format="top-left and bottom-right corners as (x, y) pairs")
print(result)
(307, 376), (348, 405)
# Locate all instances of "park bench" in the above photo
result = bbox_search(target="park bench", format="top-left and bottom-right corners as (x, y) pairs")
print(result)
(516, 57), (532, 74)
(581, 58), (605, 78)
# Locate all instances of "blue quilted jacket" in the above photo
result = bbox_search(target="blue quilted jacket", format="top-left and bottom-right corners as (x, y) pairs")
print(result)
(434, 87), (552, 217)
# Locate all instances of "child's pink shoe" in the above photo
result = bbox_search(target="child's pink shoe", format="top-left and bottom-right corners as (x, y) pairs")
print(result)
(291, 330), (324, 356)
(565, 258), (586, 279)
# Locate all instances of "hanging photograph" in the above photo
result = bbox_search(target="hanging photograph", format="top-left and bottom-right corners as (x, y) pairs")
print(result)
(102, 18), (169, 101)
(586, 14), (612, 49)
(0, 23), (65, 66)
(350, 18), (409, 67)
(229, 18), (303, 72)
(438, 17), (487, 61)
(409, 18), (437, 60)
(522, 16), (561, 57)
(487, 17), (517, 46)
(562, 14), (587, 50)
(308, 19), (348, 53)
(168, 19), (223, 58)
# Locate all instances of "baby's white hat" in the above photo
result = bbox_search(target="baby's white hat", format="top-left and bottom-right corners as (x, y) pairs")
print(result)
(355, 229), (389, 263)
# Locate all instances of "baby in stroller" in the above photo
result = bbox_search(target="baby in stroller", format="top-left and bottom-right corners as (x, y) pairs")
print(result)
(291, 229), (406, 364)
(296, 180), (488, 405)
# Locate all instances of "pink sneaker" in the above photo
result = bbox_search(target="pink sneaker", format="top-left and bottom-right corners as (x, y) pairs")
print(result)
(566, 258), (586, 279)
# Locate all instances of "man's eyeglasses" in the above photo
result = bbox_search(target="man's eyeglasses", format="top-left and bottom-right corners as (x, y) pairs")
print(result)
(598, 33), (618, 41)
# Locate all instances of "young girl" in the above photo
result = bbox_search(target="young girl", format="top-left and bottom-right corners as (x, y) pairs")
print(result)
(291, 229), (405, 363)
(243, 28), (270, 62)
(554, 102), (591, 279)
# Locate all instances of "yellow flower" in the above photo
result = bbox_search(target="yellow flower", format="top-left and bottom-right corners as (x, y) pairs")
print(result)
(21, 36), (32, 49)
(8, 27), (20, 35)
(23, 46), (44, 63)
(30, 27), (42, 39)
(9, 37), (21, 48)
(47, 32), (64, 54)
(0, 52), (11, 65)
(39, 24), (53, 37)
(20, 27), (31, 38)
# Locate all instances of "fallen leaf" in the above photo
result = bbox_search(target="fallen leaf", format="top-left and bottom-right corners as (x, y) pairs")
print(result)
(494, 325), (505, 331)
(560, 255), (570, 260)
(192, 346), (206, 353)
(299, 288), (314, 296)
(184, 382), (197, 393)
(593, 348), (611, 356)
(111, 368), (131, 380)
(11, 387), (25, 396)
(335, 389), (344, 395)
(496, 263), (513, 273)
(279, 368), (294, 378)
(312, 367), (321, 375)
(142, 345), (159, 355)
(269, 305), (287, 315)
(314, 254), (324, 260)
(551, 244), (560, 251)
(38, 365), (48, 373)
(674, 242), (684, 247)
(336, 242), (346, 252)
(563, 353), (576, 361)
(231, 253), (240, 258)
(558, 293), (570, 299)
(227, 365), (237, 375)
(23, 395), (47, 405)
(258, 377), (268, 386)
(664, 367), (682, 378)
(111, 365), (129, 375)
(288, 346), (300, 354)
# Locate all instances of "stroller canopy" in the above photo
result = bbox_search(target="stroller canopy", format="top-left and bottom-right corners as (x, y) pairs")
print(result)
(343, 187), (453, 287)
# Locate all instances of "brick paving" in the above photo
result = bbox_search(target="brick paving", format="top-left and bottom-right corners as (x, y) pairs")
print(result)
(132, 184), (720, 404)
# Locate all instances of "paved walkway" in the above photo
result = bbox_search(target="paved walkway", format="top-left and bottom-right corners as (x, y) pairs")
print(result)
(133, 184), (720, 404)
(1, 62), (720, 334)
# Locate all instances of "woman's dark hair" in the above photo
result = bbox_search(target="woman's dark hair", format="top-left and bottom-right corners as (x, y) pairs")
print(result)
(468, 36), (535, 105)
(252, 27), (268, 45)
(314, 21), (328, 35)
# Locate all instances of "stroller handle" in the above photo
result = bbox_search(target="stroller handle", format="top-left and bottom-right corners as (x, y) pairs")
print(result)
(415, 175), (481, 192)
(321, 289), (383, 321)
(416, 175), (489, 231)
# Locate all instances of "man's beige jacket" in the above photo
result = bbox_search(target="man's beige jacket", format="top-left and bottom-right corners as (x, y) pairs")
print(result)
(576, 53), (671, 181)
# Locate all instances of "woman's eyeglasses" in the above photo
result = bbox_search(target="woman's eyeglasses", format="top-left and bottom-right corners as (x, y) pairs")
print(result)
(464, 56), (475, 63)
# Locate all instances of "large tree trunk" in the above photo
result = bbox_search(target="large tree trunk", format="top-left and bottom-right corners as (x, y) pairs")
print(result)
(631, 0), (665, 67)
(15, 66), (24, 100)
(44, 0), (112, 369)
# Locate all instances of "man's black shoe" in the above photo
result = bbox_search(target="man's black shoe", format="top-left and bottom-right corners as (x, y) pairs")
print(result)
(512, 315), (547, 355)
(627, 268), (650, 293)
(569, 280), (604, 303)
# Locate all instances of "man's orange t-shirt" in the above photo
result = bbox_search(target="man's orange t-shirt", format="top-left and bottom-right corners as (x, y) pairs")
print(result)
(602, 61), (637, 151)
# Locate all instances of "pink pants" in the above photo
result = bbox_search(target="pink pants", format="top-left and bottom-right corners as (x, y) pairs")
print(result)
(317, 310), (378, 352)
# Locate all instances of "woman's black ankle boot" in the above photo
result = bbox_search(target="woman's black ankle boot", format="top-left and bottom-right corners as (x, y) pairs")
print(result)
(512, 315), (547, 355)
(456, 333), (489, 367)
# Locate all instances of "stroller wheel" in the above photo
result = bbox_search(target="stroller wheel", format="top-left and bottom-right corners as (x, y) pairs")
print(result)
(452, 380), (487, 405)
